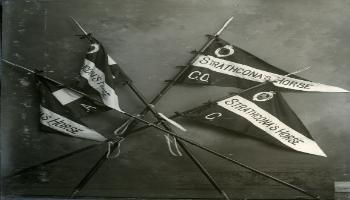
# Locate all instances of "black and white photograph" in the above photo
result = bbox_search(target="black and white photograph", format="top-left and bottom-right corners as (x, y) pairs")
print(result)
(1, 0), (350, 199)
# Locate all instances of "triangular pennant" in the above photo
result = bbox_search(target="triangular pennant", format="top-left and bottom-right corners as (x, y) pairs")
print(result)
(43, 78), (110, 118)
(181, 82), (326, 157)
(177, 37), (348, 92)
(78, 36), (129, 111)
(37, 76), (107, 142)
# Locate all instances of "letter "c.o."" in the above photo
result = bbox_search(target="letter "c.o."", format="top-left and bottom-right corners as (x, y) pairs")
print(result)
(188, 71), (210, 82)
(205, 112), (222, 120)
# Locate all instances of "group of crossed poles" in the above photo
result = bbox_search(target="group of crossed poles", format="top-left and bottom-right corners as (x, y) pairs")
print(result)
(3, 17), (320, 200)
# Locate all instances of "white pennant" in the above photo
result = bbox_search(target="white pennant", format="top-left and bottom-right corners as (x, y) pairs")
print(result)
(107, 55), (117, 65)
(81, 59), (122, 111)
(217, 96), (327, 157)
(193, 55), (348, 92)
(40, 106), (106, 142)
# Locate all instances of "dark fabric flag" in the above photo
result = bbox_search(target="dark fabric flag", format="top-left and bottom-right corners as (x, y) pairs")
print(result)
(177, 37), (348, 92)
(41, 76), (110, 118)
(181, 82), (326, 157)
(78, 36), (129, 111)
(37, 76), (107, 141)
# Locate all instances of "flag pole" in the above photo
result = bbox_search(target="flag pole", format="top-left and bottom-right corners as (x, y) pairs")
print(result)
(68, 17), (319, 199)
(68, 16), (234, 136)
(108, 66), (322, 198)
(103, 15), (235, 142)
(70, 17), (231, 199)
(70, 16), (88, 35)
(117, 20), (235, 127)
(124, 82), (231, 200)
(1, 60), (187, 142)
(111, 17), (236, 178)
(147, 17), (234, 106)
(1, 16), (234, 190)
(3, 17), (319, 198)
(131, 65), (314, 131)
(3, 59), (319, 199)
(67, 17), (319, 199)
(3, 144), (100, 179)
(2, 68), (312, 180)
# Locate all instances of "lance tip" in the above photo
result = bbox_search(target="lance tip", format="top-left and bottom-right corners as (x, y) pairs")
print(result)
(69, 16), (88, 36)
(300, 66), (311, 71)
(305, 66), (311, 70)
(296, 66), (312, 74)
(285, 66), (312, 77)
(227, 16), (234, 22)
(224, 16), (234, 25)
(69, 16), (78, 24)
(215, 16), (234, 36)
(69, 16), (80, 23)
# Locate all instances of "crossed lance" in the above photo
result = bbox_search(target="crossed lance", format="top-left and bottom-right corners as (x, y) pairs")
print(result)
(2, 16), (320, 200)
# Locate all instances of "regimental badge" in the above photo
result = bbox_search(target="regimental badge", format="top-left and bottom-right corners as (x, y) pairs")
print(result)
(87, 43), (99, 54)
(214, 45), (235, 57)
(252, 91), (276, 102)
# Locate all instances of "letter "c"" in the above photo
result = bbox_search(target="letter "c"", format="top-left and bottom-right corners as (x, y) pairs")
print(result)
(205, 112), (222, 120)
(188, 71), (201, 80)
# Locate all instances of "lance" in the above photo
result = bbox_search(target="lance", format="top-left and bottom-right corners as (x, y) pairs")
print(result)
(128, 66), (313, 134)
(3, 59), (234, 151)
(3, 59), (319, 200)
(3, 144), (99, 179)
(4, 59), (320, 199)
(4, 18), (319, 199)
(70, 17), (230, 200)
(69, 18), (318, 199)
(104, 17), (235, 158)
(98, 66), (323, 199)
(2, 16), (235, 183)
(148, 17), (234, 106)
(116, 84), (231, 200)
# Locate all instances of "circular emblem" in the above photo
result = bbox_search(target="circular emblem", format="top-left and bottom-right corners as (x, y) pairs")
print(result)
(214, 45), (235, 57)
(205, 112), (222, 120)
(87, 43), (99, 54)
(253, 91), (276, 102)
